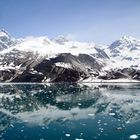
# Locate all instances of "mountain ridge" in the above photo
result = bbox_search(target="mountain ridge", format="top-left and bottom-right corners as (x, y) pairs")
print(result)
(0, 30), (140, 82)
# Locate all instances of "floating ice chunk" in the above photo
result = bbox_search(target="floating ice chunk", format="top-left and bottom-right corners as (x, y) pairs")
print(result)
(130, 134), (138, 139)
(103, 123), (107, 125)
(97, 120), (101, 124)
(10, 124), (14, 128)
(116, 127), (123, 131)
(109, 113), (115, 116)
(65, 134), (70, 137)
(75, 139), (84, 140)
(88, 113), (94, 116)
(41, 127), (45, 129)
(126, 121), (130, 124)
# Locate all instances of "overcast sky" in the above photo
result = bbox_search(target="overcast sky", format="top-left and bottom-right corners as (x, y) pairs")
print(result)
(0, 0), (140, 44)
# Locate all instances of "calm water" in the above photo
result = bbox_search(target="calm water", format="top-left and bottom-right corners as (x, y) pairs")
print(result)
(0, 83), (140, 140)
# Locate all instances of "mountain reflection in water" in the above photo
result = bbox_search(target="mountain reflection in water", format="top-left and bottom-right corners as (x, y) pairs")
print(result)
(0, 83), (140, 140)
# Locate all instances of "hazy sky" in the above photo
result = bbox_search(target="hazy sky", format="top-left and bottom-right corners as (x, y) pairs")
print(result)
(0, 0), (140, 44)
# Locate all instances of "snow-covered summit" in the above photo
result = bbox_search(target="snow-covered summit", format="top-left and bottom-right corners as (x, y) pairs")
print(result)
(104, 35), (140, 69)
(109, 35), (140, 50)
(0, 29), (17, 51)
(121, 35), (140, 44)
(52, 35), (69, 45)
(0, 29), (10, 37)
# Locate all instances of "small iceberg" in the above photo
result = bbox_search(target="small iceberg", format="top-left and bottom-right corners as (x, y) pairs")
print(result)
(130, 134), (139, 139)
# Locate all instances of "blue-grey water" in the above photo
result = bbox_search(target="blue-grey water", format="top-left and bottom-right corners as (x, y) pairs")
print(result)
(0, 83), (140, 140)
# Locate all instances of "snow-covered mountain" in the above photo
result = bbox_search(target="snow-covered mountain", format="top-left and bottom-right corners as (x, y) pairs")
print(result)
(0, 30), (140, 82)
(105, 36), (140, 68)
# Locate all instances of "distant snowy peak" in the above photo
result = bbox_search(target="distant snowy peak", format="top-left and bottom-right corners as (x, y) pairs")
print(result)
(109, 35), (140, 50)
(105, 35), (140, 69)
(0, 29), (17, 51)
(0, 29), (10, 37)
(52, 35), (69, 45)
(121, 35), (140, 44)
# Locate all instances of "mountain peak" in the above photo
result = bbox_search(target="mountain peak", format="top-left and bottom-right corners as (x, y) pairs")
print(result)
(109, 35), (140, 50)
(52, 35), (69, 44)
(0, 29), (17, 51)
(0, 29), (10, 37)
(120, 35), (139, 42)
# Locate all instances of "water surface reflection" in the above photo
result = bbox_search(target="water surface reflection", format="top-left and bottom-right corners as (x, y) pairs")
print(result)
(0, 83), (140, 140)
